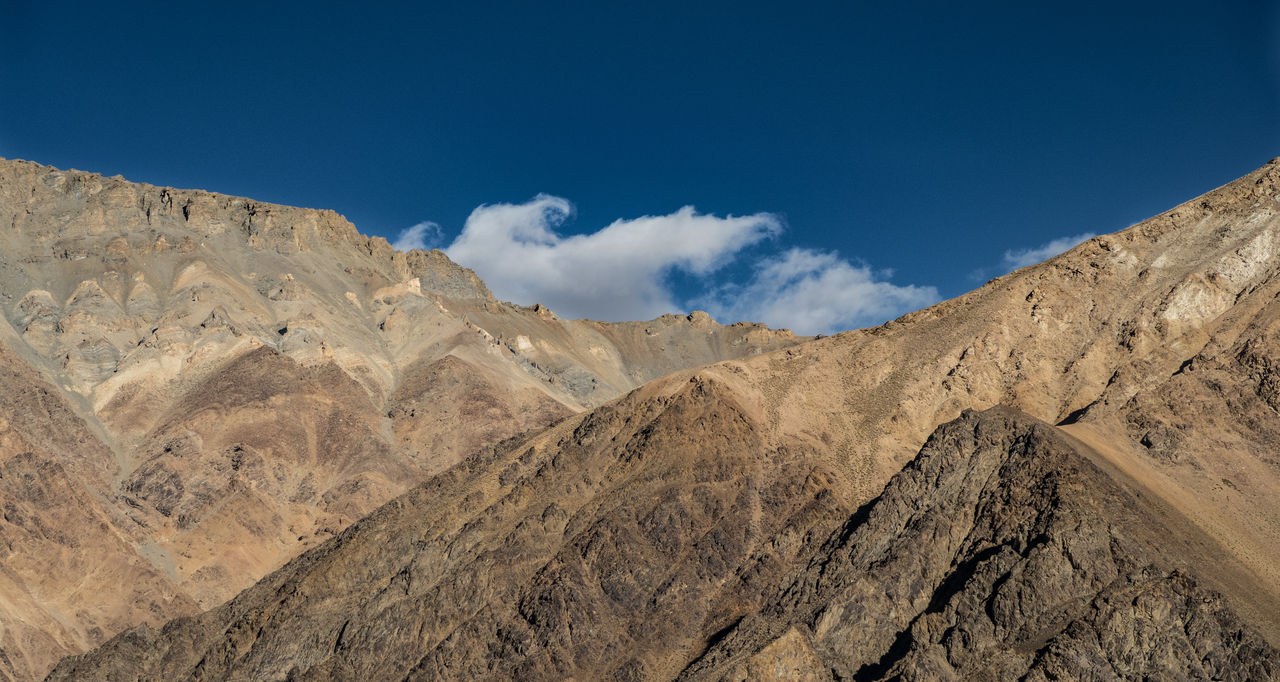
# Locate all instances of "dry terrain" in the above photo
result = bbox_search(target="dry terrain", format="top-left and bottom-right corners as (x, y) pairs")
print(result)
(0, 158), (800, 681)
(16, 156), (1280, 680)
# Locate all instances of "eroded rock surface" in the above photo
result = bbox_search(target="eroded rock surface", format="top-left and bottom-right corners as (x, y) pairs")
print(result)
(47, 376), (858, 680)
(682, 408), (1279, 680)
(48, 406), (1280, 680)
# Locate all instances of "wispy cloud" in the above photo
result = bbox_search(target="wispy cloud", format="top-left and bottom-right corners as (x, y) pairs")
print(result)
(442, 195), (782, 321)
(696, 248), (939, 335)
(1001, 232), (1097, 270)
(392, 221), (443, 252)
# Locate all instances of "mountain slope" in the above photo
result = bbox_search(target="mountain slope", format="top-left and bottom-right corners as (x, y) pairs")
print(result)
(680, 156), (1280, 591)
(47, 403), (1279, 681)
(47, 158), (1280, 679)
(0, 339), (194, 682)
(0, 158), (801, 680)
(680, 407), (1278, 680)
(47, 375), (856, 680)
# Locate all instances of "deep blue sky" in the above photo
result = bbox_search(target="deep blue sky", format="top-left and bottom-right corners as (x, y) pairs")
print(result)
(2, 1), (1278, 329)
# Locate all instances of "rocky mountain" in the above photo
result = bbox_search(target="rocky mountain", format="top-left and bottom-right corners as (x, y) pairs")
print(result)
(51, 403), (1278, 680)
(44, 157), (1280, 680)
(0, 158), (802, 681)
(20, 155), (1280, 680)
(45, 156), (1280, 675)
(682, 407), (1278, 680)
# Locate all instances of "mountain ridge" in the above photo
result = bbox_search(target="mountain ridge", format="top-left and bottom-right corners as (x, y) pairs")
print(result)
(41, 156), (1280, 679)
(0, 157), (803, 681)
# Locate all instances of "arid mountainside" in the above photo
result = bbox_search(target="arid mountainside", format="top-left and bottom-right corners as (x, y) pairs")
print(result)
(51, 405), (1278, 681)
(48, 375), (860, 680)
(48, 158), (1280, 680)
(681, 408), (1278, 680)
(0, 338), (196, 682)
(0, 158), (801, 681)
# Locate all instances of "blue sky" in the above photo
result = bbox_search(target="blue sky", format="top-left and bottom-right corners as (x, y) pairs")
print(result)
(2, 1), (1277, 333)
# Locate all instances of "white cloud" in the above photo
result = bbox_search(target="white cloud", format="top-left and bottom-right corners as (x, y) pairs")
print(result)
(443, 194), (782, 321)
(696, 248), (939, 335)
(392, 221), (444, 252)
(407, 195), (938, 334)
(1001, 232), (1097, 270)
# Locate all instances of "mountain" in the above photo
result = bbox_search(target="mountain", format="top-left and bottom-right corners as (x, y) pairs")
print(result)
(0, 158), (802, 681)
(44, 157), (1280, 680)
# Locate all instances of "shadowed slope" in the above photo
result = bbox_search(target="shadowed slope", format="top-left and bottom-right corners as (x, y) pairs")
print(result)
(47, 404), (1280, 680)
(47, 376), (858, 680)
(681, 408), (1279, 680)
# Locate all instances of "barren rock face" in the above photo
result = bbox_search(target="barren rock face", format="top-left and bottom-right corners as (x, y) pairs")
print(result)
(47, 376), (859, 681)
(0, 342), (197, 682)
(682, 408), (1279, 680)
(45, 404), (1280, 681)
(0, 158), (801, 681)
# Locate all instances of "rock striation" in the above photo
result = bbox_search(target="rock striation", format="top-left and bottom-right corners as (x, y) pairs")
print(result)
(47, 376), (856, 680)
